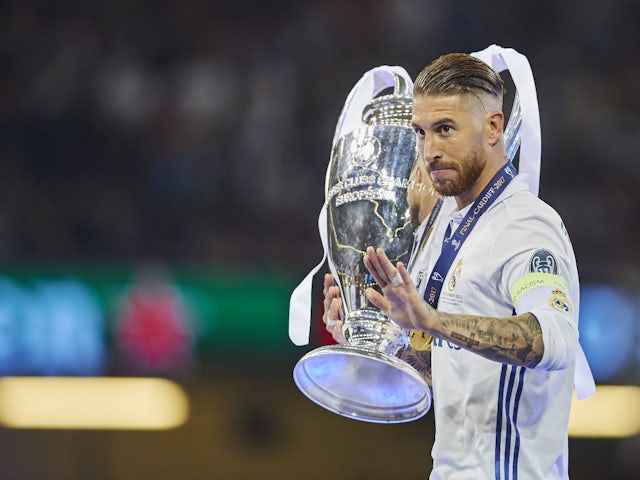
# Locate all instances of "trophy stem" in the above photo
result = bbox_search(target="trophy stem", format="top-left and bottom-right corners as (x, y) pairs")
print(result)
(343, 309), (406, 355)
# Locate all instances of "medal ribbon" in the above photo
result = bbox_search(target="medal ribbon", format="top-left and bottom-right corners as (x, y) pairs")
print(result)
(407, 196), (443, 273)
(423, 162), (517, 308)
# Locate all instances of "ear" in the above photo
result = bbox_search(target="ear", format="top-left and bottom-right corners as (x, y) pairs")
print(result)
(485, 111), (504, 147)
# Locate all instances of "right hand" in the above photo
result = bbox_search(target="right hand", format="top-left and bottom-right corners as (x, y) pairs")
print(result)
(323, 273), (346, 344)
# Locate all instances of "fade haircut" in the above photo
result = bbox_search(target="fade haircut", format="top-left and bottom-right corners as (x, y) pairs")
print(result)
(414, 53), (505, 109)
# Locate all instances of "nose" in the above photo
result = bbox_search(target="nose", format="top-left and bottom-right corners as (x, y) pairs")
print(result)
(421, 135), (440, 164)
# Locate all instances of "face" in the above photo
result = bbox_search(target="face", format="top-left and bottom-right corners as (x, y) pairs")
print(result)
(411, 94), (487, 204)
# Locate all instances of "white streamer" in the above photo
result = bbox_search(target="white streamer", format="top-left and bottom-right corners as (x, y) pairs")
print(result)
(288, 200), (328, 346)
(470, 44), (541, 196)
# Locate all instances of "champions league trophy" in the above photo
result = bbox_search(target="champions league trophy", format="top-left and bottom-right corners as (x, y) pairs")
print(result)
(292, 67), (432, 423)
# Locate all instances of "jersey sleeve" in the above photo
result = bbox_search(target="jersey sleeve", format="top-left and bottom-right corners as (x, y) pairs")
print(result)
(492, 206), (579, 371)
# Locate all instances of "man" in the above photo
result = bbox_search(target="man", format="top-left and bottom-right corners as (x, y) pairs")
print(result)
(324, 53), (581, 479)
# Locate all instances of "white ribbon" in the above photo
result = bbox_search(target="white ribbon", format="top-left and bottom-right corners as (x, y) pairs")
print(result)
(574, 341), (596, 400)
(288, 200), (328, 346)
(470, 44), (541, 196)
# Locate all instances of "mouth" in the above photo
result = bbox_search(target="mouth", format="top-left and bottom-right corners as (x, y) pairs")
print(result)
(428, 161), (453, 171)
(428, 164), (455, 180)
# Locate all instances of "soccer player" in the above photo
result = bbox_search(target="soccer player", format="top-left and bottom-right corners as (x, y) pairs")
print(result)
(324, 53), (582, 479)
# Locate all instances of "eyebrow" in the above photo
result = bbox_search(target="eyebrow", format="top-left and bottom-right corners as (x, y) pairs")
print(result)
(411, 118), (456, 130)
(434, 117), (456, 126)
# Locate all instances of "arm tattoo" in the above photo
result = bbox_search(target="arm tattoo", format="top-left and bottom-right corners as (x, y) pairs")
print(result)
(398, 346), (433, 386)
(434, 312), (543, 368)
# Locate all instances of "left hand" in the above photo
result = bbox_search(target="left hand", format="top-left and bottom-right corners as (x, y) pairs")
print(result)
(363, 246), (434, 332)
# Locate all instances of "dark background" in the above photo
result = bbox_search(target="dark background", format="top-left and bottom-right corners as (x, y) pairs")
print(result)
(0, 0), (638, 478)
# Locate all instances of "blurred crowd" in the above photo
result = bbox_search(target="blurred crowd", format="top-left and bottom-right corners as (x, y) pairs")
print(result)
(0, 0), (638, 283)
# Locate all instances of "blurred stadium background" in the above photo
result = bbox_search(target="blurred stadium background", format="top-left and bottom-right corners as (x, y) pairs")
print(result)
(0, 0), (638, 478)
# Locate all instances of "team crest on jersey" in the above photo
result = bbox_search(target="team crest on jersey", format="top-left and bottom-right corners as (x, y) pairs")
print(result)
(549, 289), (572, 314)
(448, 258), (463, 291)
(529, 249), (558, 274)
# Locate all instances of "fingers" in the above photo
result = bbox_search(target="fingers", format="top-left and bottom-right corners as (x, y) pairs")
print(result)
(323, 274), (341, 317)
(364, 247), (405, 290)
(325, 297), (345, 344)
(365, 287), (388, 312)
(363, 246), (386, 286)
(325, 296), (342, 324)
(323, 273), (335, 316)
(322, 273), (345, 343)
(323, 272), (334, 290)
(328, 319), (346, 344)
(389, 270), (404, 287)
(396, 261), (411, 285)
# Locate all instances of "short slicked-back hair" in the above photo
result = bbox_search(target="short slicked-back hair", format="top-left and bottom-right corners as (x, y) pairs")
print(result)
(414, 53), (505, 105)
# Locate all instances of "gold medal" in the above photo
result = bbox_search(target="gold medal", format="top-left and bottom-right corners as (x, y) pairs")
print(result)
(408, 329), (433, 351)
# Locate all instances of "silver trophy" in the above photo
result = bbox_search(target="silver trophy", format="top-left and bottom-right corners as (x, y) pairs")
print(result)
(293, 67), (432, 423)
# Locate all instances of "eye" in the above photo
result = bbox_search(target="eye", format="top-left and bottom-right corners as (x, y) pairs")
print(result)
(413, 126), (425, 139)
(437, 125), (452, 135)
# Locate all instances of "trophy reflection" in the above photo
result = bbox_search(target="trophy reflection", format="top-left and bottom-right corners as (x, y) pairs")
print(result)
(292, 66), (432, 423)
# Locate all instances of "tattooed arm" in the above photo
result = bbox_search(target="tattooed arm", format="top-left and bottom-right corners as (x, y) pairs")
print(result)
(430, 311), (544, 368)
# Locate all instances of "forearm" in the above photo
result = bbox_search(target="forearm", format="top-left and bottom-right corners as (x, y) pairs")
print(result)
(427, 311), (544, 368)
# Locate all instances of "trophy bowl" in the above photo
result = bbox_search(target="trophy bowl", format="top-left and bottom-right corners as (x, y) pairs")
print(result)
(293, 67), (431, 423)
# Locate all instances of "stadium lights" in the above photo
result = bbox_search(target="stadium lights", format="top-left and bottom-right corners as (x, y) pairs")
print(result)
(0, 378), (636, 437)
(0, 377), (189, 430)
(569, 385), (640, 438)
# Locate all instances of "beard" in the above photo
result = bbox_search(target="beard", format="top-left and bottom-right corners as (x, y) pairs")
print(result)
(430, 148), (486, 197)
(409, 202), (420, 227)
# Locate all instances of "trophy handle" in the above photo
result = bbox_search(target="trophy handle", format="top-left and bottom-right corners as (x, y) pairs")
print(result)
(504, 92), (522, 162)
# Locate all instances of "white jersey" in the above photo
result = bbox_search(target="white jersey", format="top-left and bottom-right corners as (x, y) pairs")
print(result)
(410, 174), (580, 480)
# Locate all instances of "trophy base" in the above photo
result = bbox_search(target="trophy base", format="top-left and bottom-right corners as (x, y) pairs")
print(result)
(293, 344), (431, 423)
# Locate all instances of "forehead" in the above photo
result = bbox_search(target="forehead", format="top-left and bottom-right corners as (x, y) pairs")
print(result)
(411, 94), (475, 124)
